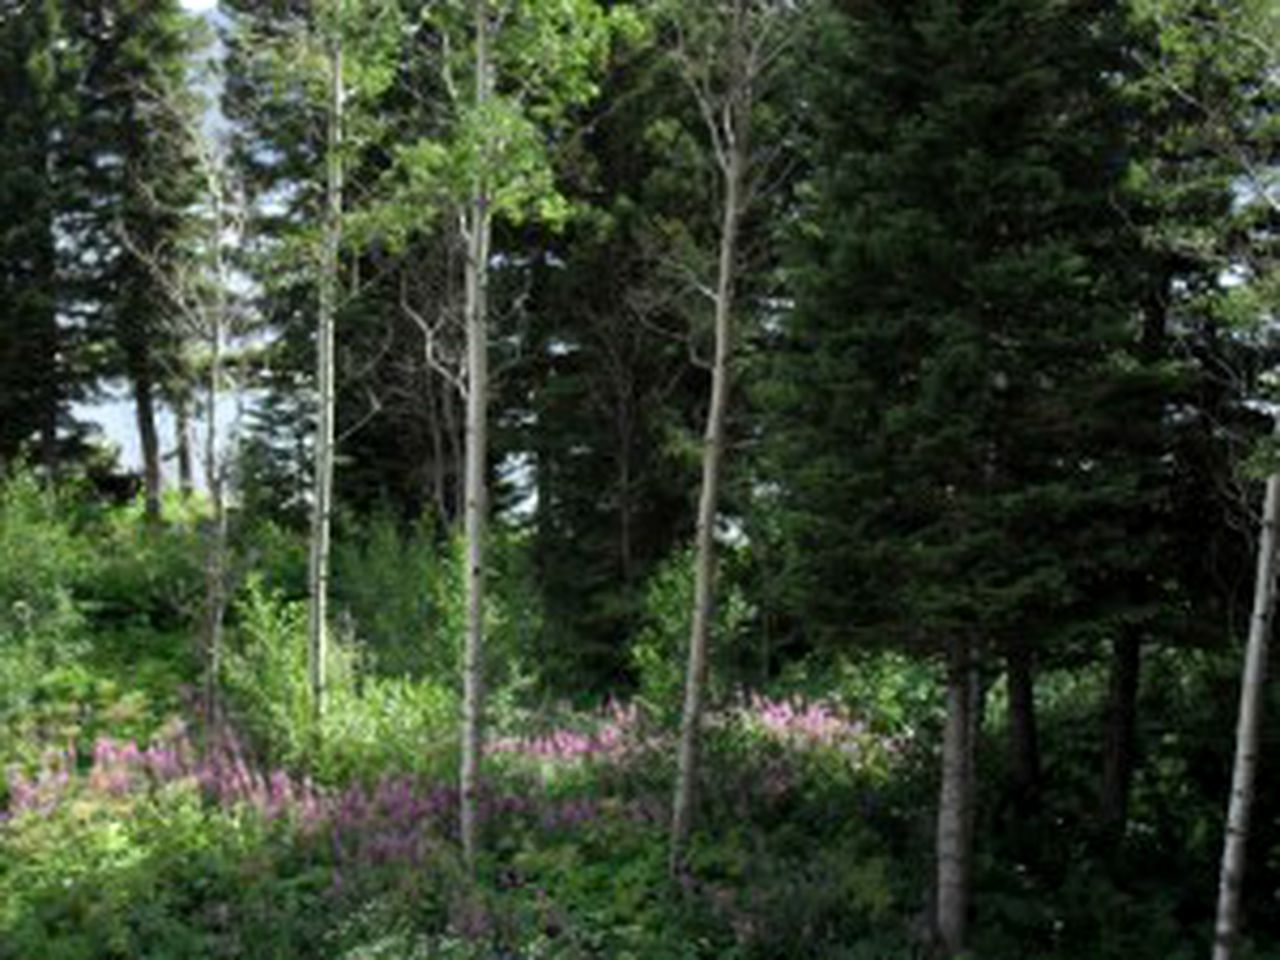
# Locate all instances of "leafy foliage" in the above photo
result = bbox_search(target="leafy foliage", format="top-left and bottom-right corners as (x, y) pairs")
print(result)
(4, 0), (1280, 955)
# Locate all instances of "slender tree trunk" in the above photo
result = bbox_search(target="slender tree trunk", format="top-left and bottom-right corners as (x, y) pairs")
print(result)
(447, 384), (465, 526)
(36, 139), (60, 484)
(133, 366), (163, 521)
(459, 212), (491, 875)
(936, 636), (976, 957)
(195, 115), (236, 730)
(202, 251), (227, 729)
(670, 143), (744, 876)
(459, 0), (492, 879)
(1006, 640), (1040, 809)
(427, 373), (447, 522)
(308, 32), (343, 722)
(175, 392), (194, 499)
(1211, 464), (1280, 960)
(1101, 632), (1141, 834)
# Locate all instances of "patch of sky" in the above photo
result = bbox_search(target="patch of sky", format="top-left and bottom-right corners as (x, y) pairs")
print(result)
(73, 383), (254, 491)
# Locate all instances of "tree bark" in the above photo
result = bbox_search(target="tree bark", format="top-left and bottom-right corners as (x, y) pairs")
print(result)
(1211, 464), (1280, 960)
(459, 0), (492, 879)
(202, 245), (227, 730)
(1101, 632), (1141, 834)
(307, 31), (343, 722)
(1005, 640), (1040, 809)
(175, 391), (194, 499)
(936, 637), (976, 957)
(670, 135), (744, 877)
(133, 366), (163, 521)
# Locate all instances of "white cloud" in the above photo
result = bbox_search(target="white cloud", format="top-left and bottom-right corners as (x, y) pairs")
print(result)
(182, 0), (217, 11)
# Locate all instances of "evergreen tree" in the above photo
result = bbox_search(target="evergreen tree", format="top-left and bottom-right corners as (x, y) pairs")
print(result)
(1092, 0), (1273, 837)
(511, 42), (713, 691)
(762, 1), (1163, 949)
(60, 0), (200, 518)
(0, 0), (75, 475)
(220, 0), (322, 525)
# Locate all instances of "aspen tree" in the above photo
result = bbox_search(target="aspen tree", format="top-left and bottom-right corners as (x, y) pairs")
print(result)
(385, 0), (619, 875)
(663, 0), (799, 877)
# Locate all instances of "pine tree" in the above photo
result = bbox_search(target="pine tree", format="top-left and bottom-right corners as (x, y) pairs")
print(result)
(762, 1), (1162, 950)
(512, 40), (713, 691)
(61, 0), (200, 518)
(0, 0), (75, 475)
(220, 0), (322, 524)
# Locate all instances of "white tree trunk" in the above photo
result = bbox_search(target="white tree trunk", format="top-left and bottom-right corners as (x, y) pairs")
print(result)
(459, 0), (492, 878)
(1211, 464), (1280, 960)
(202, 222), (227, 728)
(308, 33), (343, 721)
(936, 637), (976, 956)
(670, 142), (743, 875)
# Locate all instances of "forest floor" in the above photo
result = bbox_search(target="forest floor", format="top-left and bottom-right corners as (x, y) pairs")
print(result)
(1, 623), (927, 959)
(2, 483), (1278, 959)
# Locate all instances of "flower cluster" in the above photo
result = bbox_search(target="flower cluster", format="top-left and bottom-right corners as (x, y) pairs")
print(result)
(327, 776), (451, 891)
(2, 721), (327, 827)
(197, 728), (328, 828)
(4, 744), (74, 817)
(2, 717), (631, 899)
(740, 694), (868, 751)
(3, 693), (907, 901)
(4, 720), (198, 817)
(490, 700), (647, 766)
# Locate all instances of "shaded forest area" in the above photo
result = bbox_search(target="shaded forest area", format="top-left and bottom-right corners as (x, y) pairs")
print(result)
(1, 0), (1279, 957)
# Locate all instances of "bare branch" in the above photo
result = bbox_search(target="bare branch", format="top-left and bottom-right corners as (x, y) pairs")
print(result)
(337, 385), (384, 446)
(400, 270), (468, 397)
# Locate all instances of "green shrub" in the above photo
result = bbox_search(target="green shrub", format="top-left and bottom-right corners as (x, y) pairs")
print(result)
(223, 578), (458, 784)
(238, 517), (309, 600)
(221, 577), (315, 754)
(1, 642), (185, 786)
(333, 514), (544, 698)
(779, 651), (943, 738)
(0, 776), (333, 960)
(333, 511), (450, 679)
(0, 474), (92, 718)
(81, 506), (204, 631)
(628, 545), (754, 722)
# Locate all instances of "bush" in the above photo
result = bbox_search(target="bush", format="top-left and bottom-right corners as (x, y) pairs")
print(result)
(81, 504), (205, 632)
(0, 473), (206, 788)
(239, 517), (310, 600)
(0, 749), (333, 959)
(780, 651), (943, 739)
(333, 514), (544, 699)
(1, 640), (187, 790)
(628, 545), (754, 723)
(0, 474), (91, 718)
(223, 578), (457, 784)
(332, 511), (452, 679)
